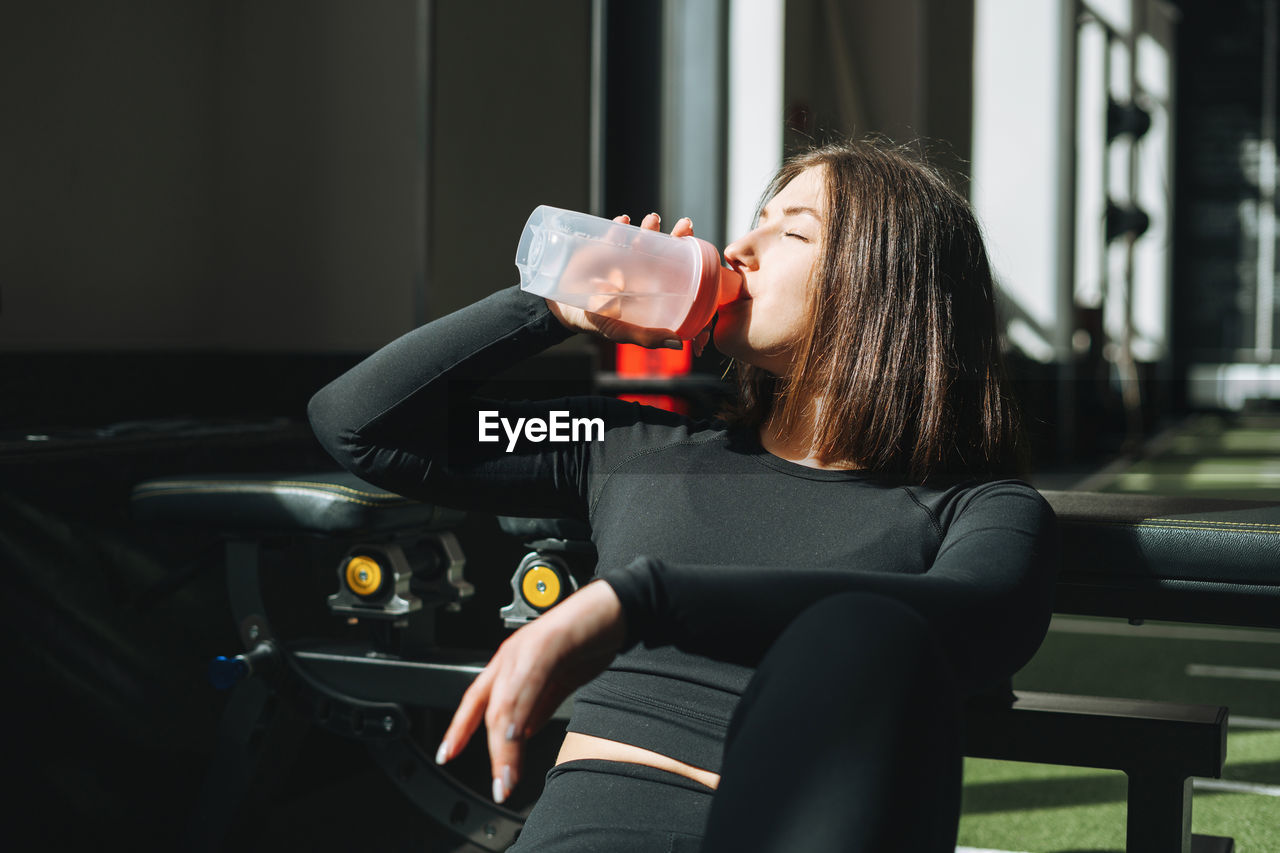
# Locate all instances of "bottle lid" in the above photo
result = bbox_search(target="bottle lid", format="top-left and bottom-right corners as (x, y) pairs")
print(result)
(675, 238), (744, 339)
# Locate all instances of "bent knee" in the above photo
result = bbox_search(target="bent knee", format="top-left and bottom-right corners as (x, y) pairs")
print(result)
(765, 591), (955, 692)
(789, 590), (933, 645)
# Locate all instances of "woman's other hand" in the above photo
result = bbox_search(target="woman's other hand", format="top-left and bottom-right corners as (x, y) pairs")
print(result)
(545, 213), (713, 358)
(434, 579), (627, 805)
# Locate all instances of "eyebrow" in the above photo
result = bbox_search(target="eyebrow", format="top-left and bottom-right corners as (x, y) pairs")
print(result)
(760, 205), (823, 221)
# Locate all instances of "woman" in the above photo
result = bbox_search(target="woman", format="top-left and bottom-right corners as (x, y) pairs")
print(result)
(308, 139), (1059, 851)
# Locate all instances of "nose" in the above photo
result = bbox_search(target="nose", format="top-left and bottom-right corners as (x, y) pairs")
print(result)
(723, 229), (757, 269)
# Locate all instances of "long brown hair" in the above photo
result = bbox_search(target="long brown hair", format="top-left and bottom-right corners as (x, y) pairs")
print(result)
(721, 139), (1023, 483)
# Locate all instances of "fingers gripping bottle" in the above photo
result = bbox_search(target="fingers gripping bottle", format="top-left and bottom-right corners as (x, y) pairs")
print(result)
(515, 206), (743, 339)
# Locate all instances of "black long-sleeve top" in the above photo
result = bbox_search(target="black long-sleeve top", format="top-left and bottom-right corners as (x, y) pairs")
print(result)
(307, 284), (1060, 773)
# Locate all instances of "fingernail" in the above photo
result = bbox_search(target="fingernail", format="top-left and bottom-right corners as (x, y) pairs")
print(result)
(503, 765), (514, 794)
(661, 339), (683, 350)
(434, 741), (450, 765)
(492, 776), (506, 804)
(649, 212), (660, 223)
(680, 217), (692, 226)
(506, 722), (517, 741)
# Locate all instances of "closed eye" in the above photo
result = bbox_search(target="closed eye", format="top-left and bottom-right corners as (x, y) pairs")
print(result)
(784, 231), (810, 242)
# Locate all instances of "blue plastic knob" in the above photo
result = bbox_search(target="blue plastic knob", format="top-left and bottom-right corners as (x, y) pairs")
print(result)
(208, 655), (249, 690)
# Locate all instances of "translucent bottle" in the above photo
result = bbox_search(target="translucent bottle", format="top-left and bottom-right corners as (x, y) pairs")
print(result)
(515, 205), (742, 339)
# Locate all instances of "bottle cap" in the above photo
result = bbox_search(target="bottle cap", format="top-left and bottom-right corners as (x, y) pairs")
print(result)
(675, 238), (744, 339)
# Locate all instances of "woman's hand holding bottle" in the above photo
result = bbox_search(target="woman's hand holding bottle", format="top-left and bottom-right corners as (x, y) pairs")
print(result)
(544, 213), (713, 357)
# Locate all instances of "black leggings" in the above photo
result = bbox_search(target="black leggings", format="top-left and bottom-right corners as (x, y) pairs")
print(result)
(509, 591), (963, 852)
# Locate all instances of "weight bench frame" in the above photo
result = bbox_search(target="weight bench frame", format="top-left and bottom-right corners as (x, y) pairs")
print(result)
(131, 475), (1280, 853)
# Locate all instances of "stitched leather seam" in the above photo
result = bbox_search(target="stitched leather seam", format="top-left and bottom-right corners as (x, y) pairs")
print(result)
(134, 479), (404, 501)
(131, 485), (396, 508)
(1144, 519), (1280, 530)
(1070, 519), (1280, 534)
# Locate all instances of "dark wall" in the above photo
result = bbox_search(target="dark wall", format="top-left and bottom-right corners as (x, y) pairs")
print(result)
(428, 0), (593, 319)
(2, 0), (594, 432)
(2, 1), (427, 354)
(2, 1), (219, 349)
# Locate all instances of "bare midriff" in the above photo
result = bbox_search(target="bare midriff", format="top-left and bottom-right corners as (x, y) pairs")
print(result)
(555, 731), (721, 791)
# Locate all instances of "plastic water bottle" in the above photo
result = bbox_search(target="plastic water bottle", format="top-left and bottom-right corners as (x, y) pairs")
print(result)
(515, 206), (742, 339)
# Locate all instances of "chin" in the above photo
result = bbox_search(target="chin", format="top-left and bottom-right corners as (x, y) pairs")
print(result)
(712, 326), (745, 362)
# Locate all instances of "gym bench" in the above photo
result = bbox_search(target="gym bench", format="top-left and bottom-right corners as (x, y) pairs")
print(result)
(130, 473), (1280, 852)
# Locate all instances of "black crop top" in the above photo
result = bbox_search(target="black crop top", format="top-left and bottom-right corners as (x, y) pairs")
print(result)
(307, 284), (1060, 774)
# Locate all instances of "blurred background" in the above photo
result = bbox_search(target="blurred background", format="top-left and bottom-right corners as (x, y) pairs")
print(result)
(1, 0), (1275, 455)
(1, 0), (1277, 850)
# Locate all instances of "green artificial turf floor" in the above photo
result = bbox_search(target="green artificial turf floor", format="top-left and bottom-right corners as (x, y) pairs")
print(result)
(956, 617), (1280, 852)
(957, 412), (1280, 852)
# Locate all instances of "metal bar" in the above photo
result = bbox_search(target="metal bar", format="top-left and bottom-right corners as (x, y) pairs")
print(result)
(661, 0), (728, 246)
(962, 691), (1226, 779)
(1119, 0), (1144, 448)
(1257, 0), (1277, 360)
(415, 0), (434, 326)
(1099, 20), (1112, 323)
(1156, 0), (1181, 405)
(589, 0), (606, 217)
(292, 647), (575, 719)
(1051, 581), (1280, 632)
(1059, 0), (1082, 460)
(225, 539), (272, 648)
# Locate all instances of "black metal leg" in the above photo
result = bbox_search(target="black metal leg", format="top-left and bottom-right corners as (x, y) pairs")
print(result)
(225, 539), (272, 644)
(185, 678), (271, 851)
(185, 540), (305, 850)
(1191, 834), (1236, 853)
(1125, 770), (1192, 853)
(185, 674), (313, 850)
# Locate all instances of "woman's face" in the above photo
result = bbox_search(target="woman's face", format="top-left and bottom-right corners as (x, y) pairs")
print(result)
(714, 165), (826, 376)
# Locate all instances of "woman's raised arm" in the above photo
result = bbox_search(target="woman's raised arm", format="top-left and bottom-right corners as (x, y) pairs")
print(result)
(307, 211), (710, 516)
(306, 283), (601, 517)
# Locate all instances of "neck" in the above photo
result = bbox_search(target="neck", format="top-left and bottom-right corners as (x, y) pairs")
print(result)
(759, 399), (861, 471)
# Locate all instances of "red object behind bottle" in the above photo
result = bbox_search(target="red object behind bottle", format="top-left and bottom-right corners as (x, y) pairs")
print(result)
(616, 342), (692, 376)
(616, 341), (691, 415)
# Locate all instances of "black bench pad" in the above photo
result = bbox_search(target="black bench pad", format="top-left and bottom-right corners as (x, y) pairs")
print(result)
(128, 475), (1280, 628)
(494, 490), (1280, 629)
(130, 472), (463, 535)
(1043, 491), (1280, 629)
